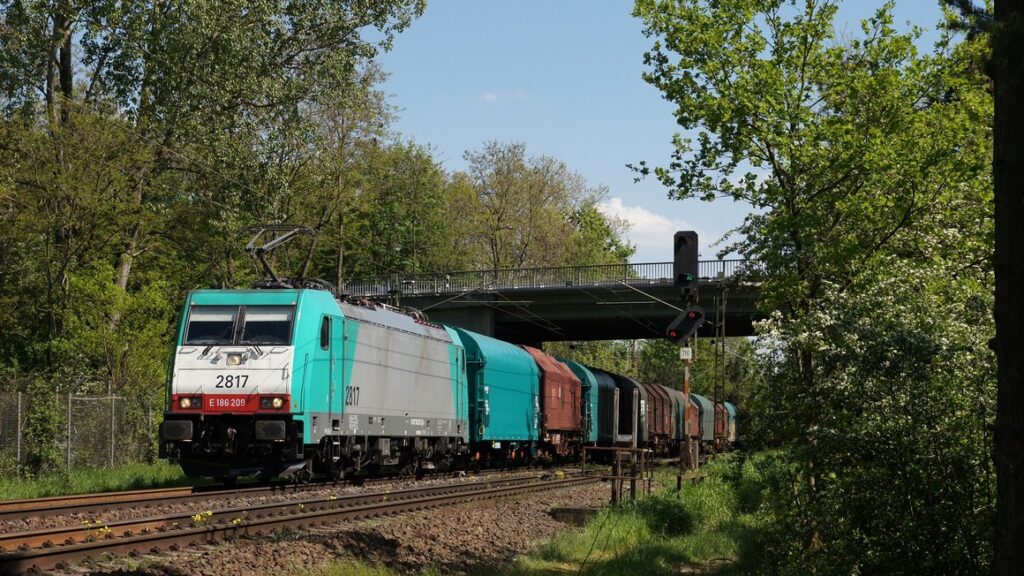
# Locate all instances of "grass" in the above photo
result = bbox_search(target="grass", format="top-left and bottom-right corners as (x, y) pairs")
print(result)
(310, 452), (776, 576)
(0, 461), (202, 500)
(500, 455), (768, 576)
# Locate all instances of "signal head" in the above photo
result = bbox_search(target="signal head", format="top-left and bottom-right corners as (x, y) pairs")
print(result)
(665, 305), (705, 345)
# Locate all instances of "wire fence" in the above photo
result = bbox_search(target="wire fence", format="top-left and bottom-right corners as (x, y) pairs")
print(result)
(0, 392), (157, 478)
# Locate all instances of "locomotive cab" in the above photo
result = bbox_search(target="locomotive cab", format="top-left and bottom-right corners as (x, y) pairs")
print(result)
(159, 290), (310, 480)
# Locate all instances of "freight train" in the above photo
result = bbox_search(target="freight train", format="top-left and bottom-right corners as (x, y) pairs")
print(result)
(158, 287), (738, 482)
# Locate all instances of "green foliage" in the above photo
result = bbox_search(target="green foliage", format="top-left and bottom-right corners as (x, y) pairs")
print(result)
(636, 0), (995, 572)
(502, 454), (774, 575)
(754, 260), (995, 573)
(343, 142), (450, 276)
(568, 204), (636, 266)
(0, 1), (636, 477)
(21, 378), (65, 477)
(546, 340), (636, 379)
(462, 141), (626, 270)
(635, 337), (760, 403)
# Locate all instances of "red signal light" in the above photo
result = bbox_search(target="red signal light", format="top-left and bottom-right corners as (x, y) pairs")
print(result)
(666, 305), (705, 345)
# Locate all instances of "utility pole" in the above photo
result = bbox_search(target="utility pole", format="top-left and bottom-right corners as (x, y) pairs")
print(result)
(679, 344), (696, 490)
(713, 288), (728, 452)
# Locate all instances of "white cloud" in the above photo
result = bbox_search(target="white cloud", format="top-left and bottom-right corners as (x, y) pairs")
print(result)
(478, 89), (528, 103)
(598, 197), (720, 262)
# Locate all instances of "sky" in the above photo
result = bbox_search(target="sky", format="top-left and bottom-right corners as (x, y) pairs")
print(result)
(377, 1), (947, 264)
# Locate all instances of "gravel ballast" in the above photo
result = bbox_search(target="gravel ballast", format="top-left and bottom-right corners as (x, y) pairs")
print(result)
(49, 479), (611, 575)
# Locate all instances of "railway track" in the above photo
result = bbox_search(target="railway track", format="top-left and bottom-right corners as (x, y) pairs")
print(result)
(0, 480), (354, 523)
(0, 469), (535, 523)
(0, 472), (597, 575)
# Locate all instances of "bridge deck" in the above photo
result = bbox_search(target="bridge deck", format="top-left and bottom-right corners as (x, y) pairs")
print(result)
(344, 260), (761, 343)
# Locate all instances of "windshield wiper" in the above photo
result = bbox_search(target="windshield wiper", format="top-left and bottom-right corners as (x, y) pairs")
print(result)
(199, 324), (237, 357)
(245, 341), (264, 358)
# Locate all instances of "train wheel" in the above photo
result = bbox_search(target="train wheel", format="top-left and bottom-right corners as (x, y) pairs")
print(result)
(294, 460), (314, 484)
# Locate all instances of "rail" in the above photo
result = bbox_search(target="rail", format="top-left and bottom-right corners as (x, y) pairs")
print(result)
(0, 474), (597, 574)
(343, 259), (755, 297)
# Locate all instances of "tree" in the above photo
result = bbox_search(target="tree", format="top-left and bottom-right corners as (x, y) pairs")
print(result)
(0, 0), (427, 475)
(635, 0), (994, 570)
(343, 141), (450, 277)
(566, 204), (635, 266)
(462, 141), (609, 269)
(0, 0), (425, 295)
(897, 1), (1023, 570)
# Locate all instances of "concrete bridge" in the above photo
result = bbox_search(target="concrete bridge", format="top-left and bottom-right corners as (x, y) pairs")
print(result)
(344, 260), (763, 345)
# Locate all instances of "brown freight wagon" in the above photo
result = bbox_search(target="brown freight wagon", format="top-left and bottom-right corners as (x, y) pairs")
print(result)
(687, 396), (700, 439)
(522, 346), (582, 457)
(663, 386), (684, 442)
(640, 382), (673, 455)
(714, 401), (728, 449)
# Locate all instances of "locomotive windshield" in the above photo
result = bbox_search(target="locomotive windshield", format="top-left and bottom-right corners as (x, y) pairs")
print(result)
(183, 306), (237, 345)
(240, 306), (294, 345)
(183, 304), (295, 346)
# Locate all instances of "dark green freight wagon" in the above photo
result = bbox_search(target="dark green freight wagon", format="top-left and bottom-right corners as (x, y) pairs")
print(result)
(560, 358), (600, 444)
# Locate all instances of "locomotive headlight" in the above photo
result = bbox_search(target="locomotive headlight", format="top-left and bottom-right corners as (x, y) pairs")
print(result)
(178, 396), (201, 409)
(226, 353), (243, 366)
(260, 396), (285, 410)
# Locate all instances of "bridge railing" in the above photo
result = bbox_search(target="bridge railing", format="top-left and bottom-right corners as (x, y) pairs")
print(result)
(343, 259), (753, 297)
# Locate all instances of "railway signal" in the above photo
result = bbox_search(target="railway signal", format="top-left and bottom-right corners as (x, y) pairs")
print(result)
(673, 231), (699, 303)
(666, 306), (705, 346)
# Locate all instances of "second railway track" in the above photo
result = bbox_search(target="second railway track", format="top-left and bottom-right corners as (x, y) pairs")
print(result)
(0, 472), (598, 575)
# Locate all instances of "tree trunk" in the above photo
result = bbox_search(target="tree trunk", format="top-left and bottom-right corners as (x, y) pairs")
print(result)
(337, 215), (345, 289)
(115, 224), (140, 292)
(992, 2), (1024, 574)
(58, 20), (72, 126)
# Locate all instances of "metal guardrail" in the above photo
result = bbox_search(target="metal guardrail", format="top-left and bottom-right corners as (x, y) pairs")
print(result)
(342, 259), (754, 297)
